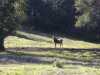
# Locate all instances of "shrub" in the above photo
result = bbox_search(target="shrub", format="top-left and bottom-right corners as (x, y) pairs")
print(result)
(53, 60), (64, 68)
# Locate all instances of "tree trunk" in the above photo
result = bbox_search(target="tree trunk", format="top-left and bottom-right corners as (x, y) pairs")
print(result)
(0, 37), (5, 51)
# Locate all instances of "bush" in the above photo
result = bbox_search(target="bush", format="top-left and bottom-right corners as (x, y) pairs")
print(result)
(53, 60), (64, 68)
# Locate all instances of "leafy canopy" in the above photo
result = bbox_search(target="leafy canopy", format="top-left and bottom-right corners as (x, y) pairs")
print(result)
(0, 0), (26, 35)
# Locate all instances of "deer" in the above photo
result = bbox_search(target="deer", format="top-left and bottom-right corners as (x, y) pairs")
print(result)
(53, 36), (63, 48)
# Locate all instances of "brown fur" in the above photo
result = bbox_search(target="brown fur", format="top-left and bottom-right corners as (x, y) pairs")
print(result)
(53, 36), (63, 48)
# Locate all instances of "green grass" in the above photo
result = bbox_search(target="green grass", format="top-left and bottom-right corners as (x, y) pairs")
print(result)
(4, 31), (100, 48)
(4, 50), (97, 62)
(1, 31), (100, 75)
(3, 31), (100, 62)
(0, 64), (99, 75)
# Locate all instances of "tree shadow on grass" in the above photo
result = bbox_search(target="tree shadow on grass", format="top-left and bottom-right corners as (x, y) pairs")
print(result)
(7, 47), (100, 51)
(1, 47), (99, 67)
(15, 30), (100, 44)
(0, 51), (52, 64)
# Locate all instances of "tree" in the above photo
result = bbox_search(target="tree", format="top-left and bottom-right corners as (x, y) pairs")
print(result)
(0, 0), (26, 51)
(74, 0), (100, 41)
(26, 0), (75, 33)
(75, 0), (100, 35)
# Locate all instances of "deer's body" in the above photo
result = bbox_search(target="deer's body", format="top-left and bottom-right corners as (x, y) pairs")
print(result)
(53, 36), (63, 48)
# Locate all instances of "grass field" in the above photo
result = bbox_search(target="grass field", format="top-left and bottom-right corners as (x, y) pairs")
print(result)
(0, 31), (100, 75)
(4, 31), (100, 48)
(0, 64), (100, 75)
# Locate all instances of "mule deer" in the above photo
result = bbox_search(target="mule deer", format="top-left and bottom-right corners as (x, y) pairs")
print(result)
(53, 36), (63, 48)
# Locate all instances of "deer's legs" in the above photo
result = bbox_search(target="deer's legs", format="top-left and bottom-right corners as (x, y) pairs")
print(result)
(60, 44), (61, 48)
(60, 43), (63, 48)
(55, 43), (56, 48)
(61, 43), (63, 48)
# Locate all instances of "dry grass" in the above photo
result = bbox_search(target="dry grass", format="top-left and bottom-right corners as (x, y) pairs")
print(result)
(1, 31), (100, 75)
(3, 31), (100, 62)
(4, 31), (100, 48)
(0, 64), (99, 75)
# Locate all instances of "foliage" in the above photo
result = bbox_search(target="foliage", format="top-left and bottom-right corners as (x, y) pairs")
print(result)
(75, 12), (91, 28)
(0, 0), (16, 34)
(53, 60), (64, 68)
(75, 0), (100, 32)
(0, 0), (26, 50)
(75, 0), (91, 27)
(0, 0), (27, 34)
(14, 0), (27, 23)
(25, 0), (75, 33)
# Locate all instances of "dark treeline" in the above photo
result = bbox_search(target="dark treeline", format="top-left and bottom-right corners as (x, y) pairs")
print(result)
(0, 0), (100, 51)
(23, 0), (75, 33)
(21, 0), (100, 42)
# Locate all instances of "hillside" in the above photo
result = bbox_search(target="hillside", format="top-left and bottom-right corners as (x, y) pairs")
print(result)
(0, 31), (98, 64)
(0, 31), (98, 75)
(5, 31), (100, 49)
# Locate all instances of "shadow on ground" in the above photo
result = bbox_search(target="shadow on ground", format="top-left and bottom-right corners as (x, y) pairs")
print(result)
(6, 47), (100, 52)
(15, 30), (100, 44)
(0, 47), (99, 67)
